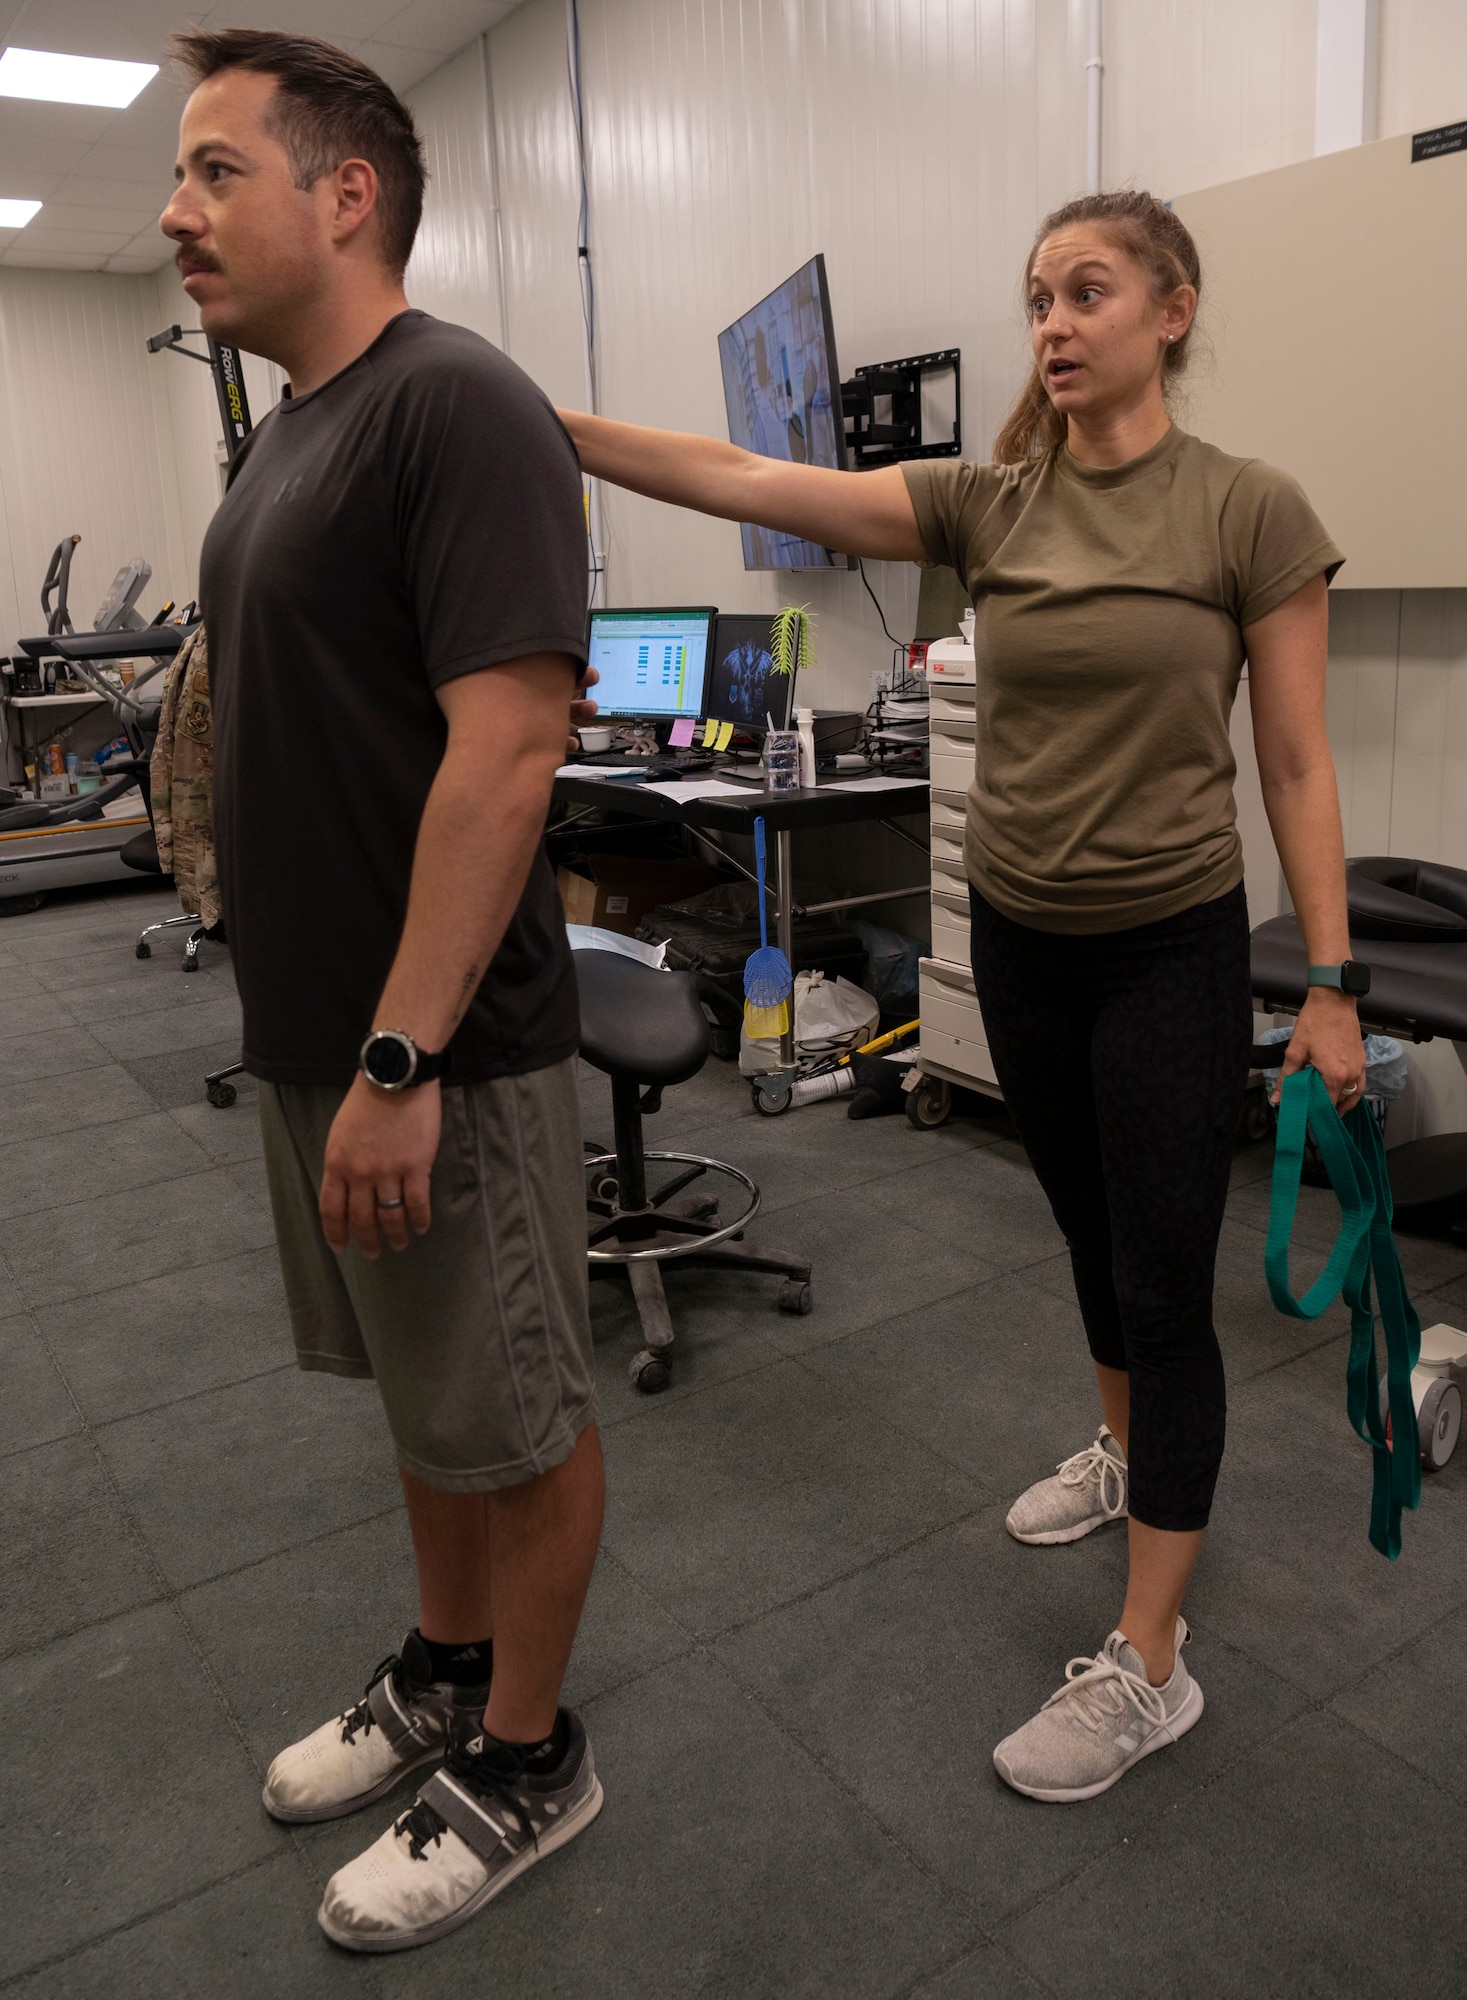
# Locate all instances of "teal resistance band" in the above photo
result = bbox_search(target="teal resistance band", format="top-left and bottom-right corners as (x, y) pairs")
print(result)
(1265, 1066), (1422, 1557)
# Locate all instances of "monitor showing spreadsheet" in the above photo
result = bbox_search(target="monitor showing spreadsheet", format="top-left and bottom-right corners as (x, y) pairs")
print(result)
(585, 607), (715, 720)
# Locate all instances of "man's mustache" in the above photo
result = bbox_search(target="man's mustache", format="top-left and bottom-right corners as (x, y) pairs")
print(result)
(176, 248), (222, 275)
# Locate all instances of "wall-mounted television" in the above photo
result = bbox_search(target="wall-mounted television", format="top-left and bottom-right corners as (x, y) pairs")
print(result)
(717, 253), (855, 572)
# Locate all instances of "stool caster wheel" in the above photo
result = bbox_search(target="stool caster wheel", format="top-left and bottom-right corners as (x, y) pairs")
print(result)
(905, 1076), (951, 1129)
(135, 942), (151, 960)
(1240, 1088), (1271, 1143)
(590, 1173), (619, 1203)
(752, 1078), (793, 1117)
(629, 1350), (671, 1395)
(207, 1081), (237, 1109)
(1419, 1379), (1461, 1471)
(778, 1279), (813, 1315)
(181, 956), (199, 974)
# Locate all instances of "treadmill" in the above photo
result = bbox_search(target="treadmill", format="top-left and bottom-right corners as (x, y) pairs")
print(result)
(0, 538), (197, 913)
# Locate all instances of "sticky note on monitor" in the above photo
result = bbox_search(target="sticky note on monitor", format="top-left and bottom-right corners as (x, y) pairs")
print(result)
(701, 718), (719, 749)
(668, 717), (696, 747)
(715, 719), (734, 751)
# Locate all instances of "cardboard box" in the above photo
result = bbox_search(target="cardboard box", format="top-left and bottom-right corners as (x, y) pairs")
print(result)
(558, 855), (718, 936)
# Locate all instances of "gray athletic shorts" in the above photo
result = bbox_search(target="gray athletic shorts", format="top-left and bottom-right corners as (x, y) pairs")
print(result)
(258, 1057), (596, 1493)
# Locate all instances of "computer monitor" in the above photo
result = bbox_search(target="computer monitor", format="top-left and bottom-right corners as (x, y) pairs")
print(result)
(585, 606), (715, 721)
(705, 614), (798, 734)
(718, 253), (856, 572)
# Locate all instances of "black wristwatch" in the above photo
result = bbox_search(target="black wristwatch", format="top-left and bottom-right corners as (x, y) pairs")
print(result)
(359, 1029), (451, 1091)
(1307, 960), (1372, 998)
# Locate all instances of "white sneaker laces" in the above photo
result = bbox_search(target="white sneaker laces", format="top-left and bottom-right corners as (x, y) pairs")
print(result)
(1043, 1646), (1169, 1736)
(1055, 1433), (1126, 1518)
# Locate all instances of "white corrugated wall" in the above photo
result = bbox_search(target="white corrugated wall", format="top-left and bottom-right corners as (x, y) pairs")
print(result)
(0, 270), (191, 653)
(406, 39), (507, 349)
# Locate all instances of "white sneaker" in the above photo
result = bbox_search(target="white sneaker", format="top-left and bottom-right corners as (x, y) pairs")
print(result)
(1005, 1425), (1128, 1545)
(318, 1711), (603, 1953)
(993, 1618), (1202, 1803)
(262, 1632), (491, 1825)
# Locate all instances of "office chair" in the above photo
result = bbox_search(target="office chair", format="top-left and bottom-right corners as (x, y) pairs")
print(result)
(110, 753), (245, 1106)
(105, 754), (216, 971)
(576, 946), (813, 1393)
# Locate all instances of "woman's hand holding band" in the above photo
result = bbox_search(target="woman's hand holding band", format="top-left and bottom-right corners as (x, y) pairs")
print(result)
(1270, 986), (1368, 1112)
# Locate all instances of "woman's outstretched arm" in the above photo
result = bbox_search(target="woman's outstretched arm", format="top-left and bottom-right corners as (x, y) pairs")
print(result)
(557, 410), (927, 564)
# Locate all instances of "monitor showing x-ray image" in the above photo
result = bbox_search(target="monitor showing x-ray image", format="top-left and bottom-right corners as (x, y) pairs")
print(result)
(705, 614), (798, 733)
(718, 254), (856, 571)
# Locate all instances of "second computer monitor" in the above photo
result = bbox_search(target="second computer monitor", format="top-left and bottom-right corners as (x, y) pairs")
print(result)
(585, 606), (715, 721)
(705, 613), (798, 734)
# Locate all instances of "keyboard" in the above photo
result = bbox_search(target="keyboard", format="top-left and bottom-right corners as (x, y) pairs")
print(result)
(578, 750), (718, 775)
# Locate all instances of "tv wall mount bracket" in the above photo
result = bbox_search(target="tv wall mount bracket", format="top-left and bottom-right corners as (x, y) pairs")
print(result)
(840, 347), (961, 469)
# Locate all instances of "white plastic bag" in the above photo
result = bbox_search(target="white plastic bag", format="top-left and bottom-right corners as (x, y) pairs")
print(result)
(739, 970), (880, 1074)
(566, 924), (667, 969)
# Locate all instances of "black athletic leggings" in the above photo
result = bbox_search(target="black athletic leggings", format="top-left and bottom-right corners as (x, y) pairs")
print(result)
(968, 881), (1253, 1532)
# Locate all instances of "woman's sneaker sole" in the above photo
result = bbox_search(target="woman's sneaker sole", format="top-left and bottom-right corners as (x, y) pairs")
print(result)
(1007, 1507), (1127, 1547)
(995, 1679), (1204, 1802)
(318, 1776), (605, 1952)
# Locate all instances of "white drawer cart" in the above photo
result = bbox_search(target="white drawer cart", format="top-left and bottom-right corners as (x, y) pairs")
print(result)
(907, 639), (1002, 1127)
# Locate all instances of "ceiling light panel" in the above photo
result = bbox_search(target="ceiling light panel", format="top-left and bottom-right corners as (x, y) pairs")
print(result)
(0, 48), (158, 110)
(0, 199), (41, 228)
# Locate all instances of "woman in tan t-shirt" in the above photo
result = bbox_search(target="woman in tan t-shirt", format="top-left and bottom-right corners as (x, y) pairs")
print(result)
(560, 190), (1364, 1804)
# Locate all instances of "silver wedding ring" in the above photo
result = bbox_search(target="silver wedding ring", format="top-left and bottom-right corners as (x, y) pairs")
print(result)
(376, 1195), (405, 1210)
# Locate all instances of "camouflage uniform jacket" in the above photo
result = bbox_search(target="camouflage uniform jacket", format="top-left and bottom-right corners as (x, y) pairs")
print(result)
(149, 625), (220, 928)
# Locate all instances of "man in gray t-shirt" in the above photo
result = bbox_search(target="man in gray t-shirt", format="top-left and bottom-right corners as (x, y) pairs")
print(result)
(163, 28), (604, 1955)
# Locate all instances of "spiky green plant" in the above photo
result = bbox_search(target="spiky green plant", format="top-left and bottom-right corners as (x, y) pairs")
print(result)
(770, 603), (815, 678)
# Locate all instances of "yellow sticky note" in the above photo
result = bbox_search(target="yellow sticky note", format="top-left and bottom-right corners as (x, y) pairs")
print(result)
(701, 717), (719, 748)
(715, 719), (734, 751)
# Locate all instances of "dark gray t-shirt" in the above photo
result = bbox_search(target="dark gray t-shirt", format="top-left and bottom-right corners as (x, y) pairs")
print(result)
(200, 310), (587, 1085)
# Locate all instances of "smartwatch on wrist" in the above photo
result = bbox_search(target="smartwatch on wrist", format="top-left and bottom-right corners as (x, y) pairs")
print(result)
(359, 1029), (450, 1091)
(1307, 961), (1371, 998)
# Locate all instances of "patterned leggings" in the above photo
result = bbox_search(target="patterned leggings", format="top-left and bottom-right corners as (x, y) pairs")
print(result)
(968, 881), (1253, 1532)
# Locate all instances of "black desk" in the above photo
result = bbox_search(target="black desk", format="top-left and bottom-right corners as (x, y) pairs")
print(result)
(552, 768), (931, 1066)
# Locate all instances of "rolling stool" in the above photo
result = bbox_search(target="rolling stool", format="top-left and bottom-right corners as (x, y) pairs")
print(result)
(576, 948), (813, 1394)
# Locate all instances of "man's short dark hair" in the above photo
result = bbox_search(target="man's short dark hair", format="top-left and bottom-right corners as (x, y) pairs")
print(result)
(171, 28), (426, 279)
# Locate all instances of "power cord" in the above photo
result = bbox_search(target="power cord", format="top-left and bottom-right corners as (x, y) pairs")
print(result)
(857, 557), (903, 648)
(566, 0), (604, 603)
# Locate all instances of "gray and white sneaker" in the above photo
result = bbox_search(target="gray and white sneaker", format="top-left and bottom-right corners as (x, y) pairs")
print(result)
(262, 1633), (491, 1825)
(1005, 1425), (1128, 1544)
(318, 1711), (603, 1953)
(993, 1618), (1202, 1803)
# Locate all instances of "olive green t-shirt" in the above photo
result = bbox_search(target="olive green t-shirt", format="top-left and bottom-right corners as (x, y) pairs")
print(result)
(903, 427), (1343, 933)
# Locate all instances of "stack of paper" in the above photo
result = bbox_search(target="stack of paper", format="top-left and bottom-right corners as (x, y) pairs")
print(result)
(554, 763), (644, 780)
(827, 775), (928, 793)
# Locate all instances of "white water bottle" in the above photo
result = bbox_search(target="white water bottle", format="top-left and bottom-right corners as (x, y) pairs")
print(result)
(795, 705), (817, 788)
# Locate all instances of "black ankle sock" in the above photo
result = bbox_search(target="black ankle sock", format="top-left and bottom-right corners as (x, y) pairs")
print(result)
(483, 1710), (569, 1772)
(417, 1631), (493, 1687)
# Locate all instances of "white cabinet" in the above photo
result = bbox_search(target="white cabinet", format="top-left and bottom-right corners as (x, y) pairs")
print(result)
(919, 643), (1000, 1101)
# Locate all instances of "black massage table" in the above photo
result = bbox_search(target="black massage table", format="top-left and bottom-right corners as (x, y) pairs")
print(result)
(1251, 856), (1467, 1230)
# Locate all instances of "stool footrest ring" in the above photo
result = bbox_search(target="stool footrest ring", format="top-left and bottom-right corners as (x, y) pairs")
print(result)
(584, 1150), (760, 1263)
